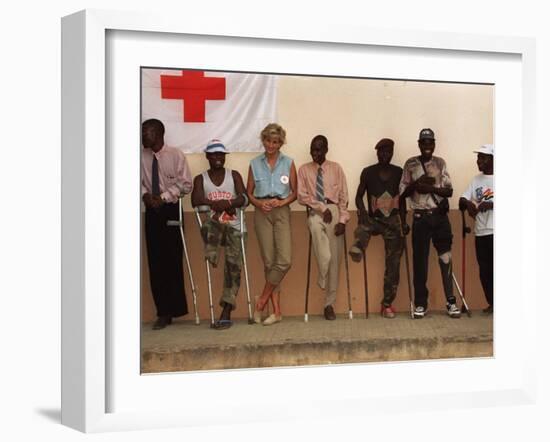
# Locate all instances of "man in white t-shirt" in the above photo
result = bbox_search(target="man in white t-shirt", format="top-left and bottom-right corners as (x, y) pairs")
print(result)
(459, 144), (494, 314)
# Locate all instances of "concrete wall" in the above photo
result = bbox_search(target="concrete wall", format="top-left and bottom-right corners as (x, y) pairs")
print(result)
(141, 75), (493, 321)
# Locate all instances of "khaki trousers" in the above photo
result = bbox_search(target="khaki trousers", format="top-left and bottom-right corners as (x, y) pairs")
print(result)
(307, 205), (343, 307)
(254, 205), (292, 286)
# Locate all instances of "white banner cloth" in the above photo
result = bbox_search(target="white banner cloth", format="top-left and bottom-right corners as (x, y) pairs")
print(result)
(142, 69), (278, 153)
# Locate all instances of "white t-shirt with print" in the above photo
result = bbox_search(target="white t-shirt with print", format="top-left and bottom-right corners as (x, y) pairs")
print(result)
(461, 173), (494, 236)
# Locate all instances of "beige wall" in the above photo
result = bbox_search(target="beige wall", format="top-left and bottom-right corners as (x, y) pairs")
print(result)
(142, 210), (487, 322)
(142, 75), (493, 321)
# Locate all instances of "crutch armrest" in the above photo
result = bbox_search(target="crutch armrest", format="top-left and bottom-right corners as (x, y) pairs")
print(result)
(194, 205), (211, 213)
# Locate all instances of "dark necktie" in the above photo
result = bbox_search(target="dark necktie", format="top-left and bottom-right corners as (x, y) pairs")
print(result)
(316, 166), (325, 202)
(152, 156), (160, 196)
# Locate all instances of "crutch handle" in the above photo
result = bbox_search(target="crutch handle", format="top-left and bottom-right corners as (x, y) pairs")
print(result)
(461, 210), (471, 236)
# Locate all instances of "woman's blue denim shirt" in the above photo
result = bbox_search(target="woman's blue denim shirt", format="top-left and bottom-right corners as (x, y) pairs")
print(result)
(250, 152), (293, 198)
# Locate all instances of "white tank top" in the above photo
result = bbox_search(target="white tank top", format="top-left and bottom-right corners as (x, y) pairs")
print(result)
(201, 168), (244, 231)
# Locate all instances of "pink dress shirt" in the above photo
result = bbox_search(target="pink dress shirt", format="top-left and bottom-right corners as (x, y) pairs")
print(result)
(141, 145), (193, 203)
(297, 160), (350, 224)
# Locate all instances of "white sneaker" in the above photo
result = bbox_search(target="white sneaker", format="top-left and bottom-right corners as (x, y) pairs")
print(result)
(447, 303), (461, 318)
(262, 314), (282, 326)
(413, 306), (427, 319)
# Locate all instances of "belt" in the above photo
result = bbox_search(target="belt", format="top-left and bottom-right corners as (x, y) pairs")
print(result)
(307, 201), (337, 216)
(311, 199), (336, 205)
(413, 208), (441, 216)
(257, 196), (284, 200)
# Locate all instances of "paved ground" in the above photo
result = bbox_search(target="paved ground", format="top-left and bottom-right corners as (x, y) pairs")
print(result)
(141, 311), (493, 373)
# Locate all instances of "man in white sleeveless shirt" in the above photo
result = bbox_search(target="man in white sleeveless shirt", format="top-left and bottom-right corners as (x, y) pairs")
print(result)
(191, 139), (248, 330)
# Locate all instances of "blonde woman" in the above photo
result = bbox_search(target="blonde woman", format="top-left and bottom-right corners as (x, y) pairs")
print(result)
(247, 123), (297, 325)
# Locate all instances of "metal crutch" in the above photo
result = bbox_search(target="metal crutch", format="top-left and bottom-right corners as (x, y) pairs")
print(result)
(304, 230), (312, 323)
(398, 215), (415, 319)
(402, 235), (415, 320)
(460, 209), (472, 315)
(303, 206), (314, 322)
(238, 208), (254, 324)
(362, 248), (369, 319)
(166, 196), (200, 325)
(452, 272), (472, 317)
(342, 233), (353, 320)
(194, 206), (216, 328)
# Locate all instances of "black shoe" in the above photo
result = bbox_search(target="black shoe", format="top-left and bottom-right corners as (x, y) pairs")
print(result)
(482, 305), (493, 315)
(324, 305), (336, 320)
(152, 315), (172, 330)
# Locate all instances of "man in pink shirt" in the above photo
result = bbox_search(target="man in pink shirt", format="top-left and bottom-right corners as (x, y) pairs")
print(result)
(141, 119), (193, 330)
(297, 135), (350, 320)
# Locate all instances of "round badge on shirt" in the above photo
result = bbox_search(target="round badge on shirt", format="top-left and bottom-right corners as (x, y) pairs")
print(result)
(280, 175), (289, 184)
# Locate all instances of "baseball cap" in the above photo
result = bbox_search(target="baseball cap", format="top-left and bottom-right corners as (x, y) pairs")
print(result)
(473, 144), (494, 156)
(204, 139), (229, 154)
(418, 128), (435, 141)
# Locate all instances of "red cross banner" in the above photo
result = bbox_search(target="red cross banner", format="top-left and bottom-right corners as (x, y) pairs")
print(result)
(141, 68), (278, 153)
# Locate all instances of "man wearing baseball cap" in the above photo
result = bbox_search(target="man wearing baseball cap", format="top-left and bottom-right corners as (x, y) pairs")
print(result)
(459, 144), (494, 314)
(399, 128), (460, 319)
(191, 139), (248, 329)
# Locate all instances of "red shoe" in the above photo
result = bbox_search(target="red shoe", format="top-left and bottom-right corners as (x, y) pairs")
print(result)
(380, 305), (396, 319)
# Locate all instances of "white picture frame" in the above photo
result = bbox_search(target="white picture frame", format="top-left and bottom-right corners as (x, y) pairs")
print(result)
(61, 9), (537, 433)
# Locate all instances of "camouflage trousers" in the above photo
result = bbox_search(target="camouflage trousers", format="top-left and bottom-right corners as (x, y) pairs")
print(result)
(201, 218), (246, 310)
(352, 214), (404, 306)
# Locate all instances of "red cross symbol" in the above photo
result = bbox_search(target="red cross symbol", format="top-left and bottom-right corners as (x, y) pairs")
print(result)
(160, 70), (226, 123)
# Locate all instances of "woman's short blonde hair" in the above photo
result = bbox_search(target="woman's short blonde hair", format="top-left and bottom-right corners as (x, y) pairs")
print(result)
(260, 123), (286, 145)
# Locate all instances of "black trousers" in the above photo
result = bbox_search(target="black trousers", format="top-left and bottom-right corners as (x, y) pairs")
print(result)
(145, 203), (188, 318)
(412, 211), (455, 308)
(475, 234), (494, 307)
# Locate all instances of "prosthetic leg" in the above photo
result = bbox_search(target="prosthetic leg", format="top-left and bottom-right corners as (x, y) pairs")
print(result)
(166, 196), (200, 325)
(438, 251), (472, 318)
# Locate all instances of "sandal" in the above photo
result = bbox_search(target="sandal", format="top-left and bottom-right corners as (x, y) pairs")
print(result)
(254, 295), (268, 324)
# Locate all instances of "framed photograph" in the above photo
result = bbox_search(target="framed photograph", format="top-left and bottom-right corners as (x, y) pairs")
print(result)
(138, 66), (494, 374)
(62, 9), (536, 432)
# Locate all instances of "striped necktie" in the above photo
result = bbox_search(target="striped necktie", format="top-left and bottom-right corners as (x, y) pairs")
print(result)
(316, 166), (325, 202)
(152, 156), (160, 196)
